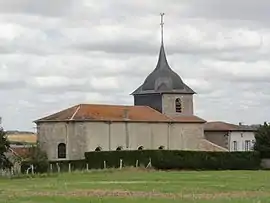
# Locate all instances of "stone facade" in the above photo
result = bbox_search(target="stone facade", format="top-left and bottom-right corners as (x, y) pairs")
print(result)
(162, 94), (193, 116)
(37, 121), (212, 161)
(204, 131), (228, 149)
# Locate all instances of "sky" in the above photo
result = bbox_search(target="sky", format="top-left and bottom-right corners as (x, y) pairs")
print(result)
(0, 0), (269, 132)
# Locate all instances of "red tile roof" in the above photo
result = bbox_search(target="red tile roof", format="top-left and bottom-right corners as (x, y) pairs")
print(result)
(204, 121), (257, 132)
(34, 104), (205, 123)
(171, 115), (206, 123)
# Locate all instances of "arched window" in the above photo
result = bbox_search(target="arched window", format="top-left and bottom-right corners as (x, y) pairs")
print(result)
(95, 147), (102, 151)
(175, 98), (182, 113)
(116, 146), (123, 151)
(58, 143), (66, 159)
(138, 146), (144, 150)
(158, 146), (165, 150)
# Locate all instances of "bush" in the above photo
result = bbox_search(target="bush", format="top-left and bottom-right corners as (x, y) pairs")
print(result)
(21, 159), (87, 173)
(254, 122), (270, 158)
(85, 150), (261, 170)
(21, 144), (49, 173)
(48, 160), (87, 173)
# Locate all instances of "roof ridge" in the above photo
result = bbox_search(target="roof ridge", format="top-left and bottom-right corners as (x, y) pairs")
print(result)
(70, 104), (81, 120)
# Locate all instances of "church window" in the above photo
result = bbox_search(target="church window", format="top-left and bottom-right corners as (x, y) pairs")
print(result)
(58, 143), (66, 159)
(158, 146), (165, 150)
(138, 146), (144, 150)
(116, 146), (123, 151)
(175, 98), (182, 113)
(95, 147), (102, 151)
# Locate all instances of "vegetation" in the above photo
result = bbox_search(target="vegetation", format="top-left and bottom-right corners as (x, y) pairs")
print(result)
(1, 169), (270, 202)
(0, 127), (12, 169)
(85, 150), (261, 170)
(21, 150), (261, 173)
(21, 144), (48, 173)
(254, 122), (270, 158)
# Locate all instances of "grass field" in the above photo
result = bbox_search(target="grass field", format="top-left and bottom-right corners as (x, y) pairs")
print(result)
(1, 168), (270, 203)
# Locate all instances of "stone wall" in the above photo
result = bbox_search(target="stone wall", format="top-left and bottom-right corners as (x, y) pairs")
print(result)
(204, 131), (228, 149)
(162, 94), (193, 116)
(37, 121), (209, 161)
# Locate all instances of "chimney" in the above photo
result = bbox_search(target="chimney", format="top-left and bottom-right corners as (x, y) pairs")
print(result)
(123, 109), (129, 119)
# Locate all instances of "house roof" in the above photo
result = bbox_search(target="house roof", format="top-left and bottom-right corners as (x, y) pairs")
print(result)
(131, 43), (195, 95)
(204, 121), (258, 132)
(170, 115), (206, 123)
(34, 104), (205, 124)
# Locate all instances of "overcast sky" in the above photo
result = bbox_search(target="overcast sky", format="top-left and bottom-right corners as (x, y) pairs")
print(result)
(0, 0), (269, 131)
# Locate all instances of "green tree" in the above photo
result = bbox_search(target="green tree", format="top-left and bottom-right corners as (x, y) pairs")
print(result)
(254, 122), (270, 157)
(0, 127), (12, 169)
(23, 143), (49, 173)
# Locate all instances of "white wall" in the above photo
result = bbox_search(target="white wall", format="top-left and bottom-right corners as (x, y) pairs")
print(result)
(229, 131), (255, 152)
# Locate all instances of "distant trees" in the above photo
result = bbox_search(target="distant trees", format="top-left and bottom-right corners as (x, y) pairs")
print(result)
(0, 127), (12, 169)
(254, 122), (270, 157)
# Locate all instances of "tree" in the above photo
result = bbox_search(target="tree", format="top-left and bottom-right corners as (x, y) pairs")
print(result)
(254, 122), (270, 157)
(22, 143), (49, 173)
(0, 127), (12, 169)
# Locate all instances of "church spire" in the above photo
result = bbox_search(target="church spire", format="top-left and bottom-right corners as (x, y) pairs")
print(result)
(160, 12), (165, 44)
(156, 12), (170, 70)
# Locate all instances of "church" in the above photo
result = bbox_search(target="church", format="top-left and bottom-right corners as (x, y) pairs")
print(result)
(34, 15), (226, 161)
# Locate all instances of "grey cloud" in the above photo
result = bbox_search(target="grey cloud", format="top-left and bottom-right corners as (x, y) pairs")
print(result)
(1, 0), (270, 131)
(185, 0), (270, 24)
(0, 0), (75, 17)
(0, 80), (27, 89)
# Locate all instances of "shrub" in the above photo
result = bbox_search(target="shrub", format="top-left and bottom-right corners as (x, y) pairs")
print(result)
(48, 160), (87, 173)
(21, 144), (49, 173)
(254, 122), (270, 158)
(21, 159), (87, 173)
(85, 150), (261, 170)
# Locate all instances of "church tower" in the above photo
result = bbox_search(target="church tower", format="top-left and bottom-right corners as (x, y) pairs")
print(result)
(131, 13), (196, 116)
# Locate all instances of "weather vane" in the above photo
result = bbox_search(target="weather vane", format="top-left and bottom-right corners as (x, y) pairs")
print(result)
(160, 13), (165, 44)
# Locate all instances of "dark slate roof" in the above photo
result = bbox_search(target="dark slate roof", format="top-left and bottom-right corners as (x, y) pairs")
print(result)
(131, 43), (195, 95)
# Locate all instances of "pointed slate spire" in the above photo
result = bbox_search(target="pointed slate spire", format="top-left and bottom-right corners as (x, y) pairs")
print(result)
(131, 13), (195, 95)
(155, 13), (171, 71)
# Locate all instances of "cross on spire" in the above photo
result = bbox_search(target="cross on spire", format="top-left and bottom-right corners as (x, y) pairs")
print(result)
(160, 13), (165, 44)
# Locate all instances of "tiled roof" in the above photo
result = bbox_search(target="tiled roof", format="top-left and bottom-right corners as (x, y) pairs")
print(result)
(10, 146), (33, 158)
(170, 115), (206, 123)
(34, 104), (205, 123)
(204, 121), (257, 132)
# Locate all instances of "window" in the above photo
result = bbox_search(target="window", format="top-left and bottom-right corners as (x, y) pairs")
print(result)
(95, 147), (102, 151)
(158, 146), (165, 150)
(116, 146), (123, 151)
(232, 141), (237, 151)
(251, 140), (256, 150)
(138, 146), (144, 150)
(58, 143), (66, 159)
(175, 98), (182, 113)
(245, 140), (251, 151)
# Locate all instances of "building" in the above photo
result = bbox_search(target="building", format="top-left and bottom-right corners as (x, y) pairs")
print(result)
(34, 15), (226, 161)
(204, 121), (258, 151)
(6, 131), (37, 160)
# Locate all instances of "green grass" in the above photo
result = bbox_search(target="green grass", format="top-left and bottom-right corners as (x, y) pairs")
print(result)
(1, 168), (270, 203)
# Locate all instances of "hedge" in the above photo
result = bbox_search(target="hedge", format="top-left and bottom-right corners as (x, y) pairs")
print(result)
(85, 150), (261, 170)
(21, 150), (261, 173)
(21, 160), (86, 174)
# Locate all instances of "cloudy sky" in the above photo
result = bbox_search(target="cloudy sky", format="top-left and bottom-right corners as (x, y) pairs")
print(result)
(0, 0), (269, 131)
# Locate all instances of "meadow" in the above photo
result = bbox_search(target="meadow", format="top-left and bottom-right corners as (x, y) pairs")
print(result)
(1, 168), (270, 203)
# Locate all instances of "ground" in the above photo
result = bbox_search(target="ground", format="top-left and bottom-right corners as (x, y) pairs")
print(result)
(1, 168), (270, 203)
